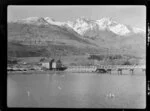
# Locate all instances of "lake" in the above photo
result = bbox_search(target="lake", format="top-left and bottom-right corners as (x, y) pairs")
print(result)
(7, 71), (146, 108)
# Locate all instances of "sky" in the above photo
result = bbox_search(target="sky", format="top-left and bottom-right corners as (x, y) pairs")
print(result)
(8, 5), (146, 30)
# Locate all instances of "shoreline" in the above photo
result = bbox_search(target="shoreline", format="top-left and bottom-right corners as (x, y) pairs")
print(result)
(7, 70), (145, 76)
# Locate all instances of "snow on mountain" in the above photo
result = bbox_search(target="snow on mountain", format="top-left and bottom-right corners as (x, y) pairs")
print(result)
(96, 17), (117, 29)
(44, 17), (55, 23)
(44, 17), (65, 26)
(15, 17), (65, 26)
(132, 27), (145, 34)
(13, 17), (145, 36)
(66, 17), (145, 36)
(69, 19), (93, 35)
(64, 17), (132, 36)
(65, 21), (74, 28)
(95, 18), (131, 35)
(16, 17), (49, 25)
(65, 17), (98, 35)
(109, 24), (131, 35)
(20, 17), (41, 22)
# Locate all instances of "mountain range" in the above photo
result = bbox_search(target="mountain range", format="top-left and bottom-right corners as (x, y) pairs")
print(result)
(8, 17), (146, 58)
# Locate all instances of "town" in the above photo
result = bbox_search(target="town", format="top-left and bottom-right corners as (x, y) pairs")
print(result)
(7, 57), (145, 75)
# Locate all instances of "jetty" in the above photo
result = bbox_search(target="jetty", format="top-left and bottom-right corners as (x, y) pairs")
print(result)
(65, 65), (146, 74)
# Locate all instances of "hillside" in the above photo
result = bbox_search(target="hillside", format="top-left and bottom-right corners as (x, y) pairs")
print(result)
(7, 17), (146, 60)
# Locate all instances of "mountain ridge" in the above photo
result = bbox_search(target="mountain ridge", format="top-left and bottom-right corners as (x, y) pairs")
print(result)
(10, 17), (145, 36)
(8, 17), (146, 59)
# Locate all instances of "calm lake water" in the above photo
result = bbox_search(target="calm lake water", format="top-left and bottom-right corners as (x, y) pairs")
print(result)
(7, 71), (146, 108)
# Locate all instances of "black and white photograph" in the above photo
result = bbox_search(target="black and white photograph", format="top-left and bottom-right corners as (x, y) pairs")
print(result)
(7, 5), (146, 108)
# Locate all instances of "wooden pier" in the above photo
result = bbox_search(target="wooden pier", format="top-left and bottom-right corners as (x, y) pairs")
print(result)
(65, 65), (146, 75)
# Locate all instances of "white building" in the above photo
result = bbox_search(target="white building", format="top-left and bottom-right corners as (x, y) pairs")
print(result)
(42, 62), (50, 69)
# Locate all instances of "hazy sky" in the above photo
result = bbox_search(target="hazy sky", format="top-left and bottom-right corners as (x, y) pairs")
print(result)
(8, 5), (146, 30)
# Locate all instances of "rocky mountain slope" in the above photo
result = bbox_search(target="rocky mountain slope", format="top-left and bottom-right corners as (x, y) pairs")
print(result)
(8, 17), (146, 58)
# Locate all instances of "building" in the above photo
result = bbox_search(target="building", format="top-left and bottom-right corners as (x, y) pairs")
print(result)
(41, 59), (55, 70)
(42, 62), (50, 69)
(41, 59), (65, 70)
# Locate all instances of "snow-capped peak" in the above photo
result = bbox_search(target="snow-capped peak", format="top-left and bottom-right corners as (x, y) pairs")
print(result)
(12, 16), (145, 36)
(132, 27), (145, 34)
(16, 17), (49, 25)
(66, 21), (74, 28)
(15, 17), (66, 26)
(96, 17), (113, 24)
(76, 16), (91, 22)
(43, 17), (65, 26)
(44, 17), (55, 22)
(65, 17), (132, 36)
(96, 17), (118, 30)
(66, 17), (97, 35)
(109, 24), (131, 35)
(70, 17), (131, 36)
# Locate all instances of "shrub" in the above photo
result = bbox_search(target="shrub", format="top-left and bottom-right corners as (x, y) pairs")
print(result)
(70, 63), (77, 66)
(122, 61), (132, 65)
(7, 59), (18, 64)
